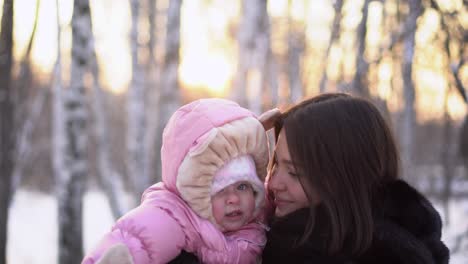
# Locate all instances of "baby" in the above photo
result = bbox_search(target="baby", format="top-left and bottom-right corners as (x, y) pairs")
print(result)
(82, 98), (269, 264)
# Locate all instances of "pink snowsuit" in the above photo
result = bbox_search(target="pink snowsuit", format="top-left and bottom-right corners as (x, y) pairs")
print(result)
(82, 98), (269, 264)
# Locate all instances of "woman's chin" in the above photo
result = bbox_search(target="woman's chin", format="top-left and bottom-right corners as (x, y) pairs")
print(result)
(274, 207), (288, 217)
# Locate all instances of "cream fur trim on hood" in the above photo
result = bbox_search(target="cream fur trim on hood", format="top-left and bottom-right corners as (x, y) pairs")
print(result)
(176, 116), (268, 224)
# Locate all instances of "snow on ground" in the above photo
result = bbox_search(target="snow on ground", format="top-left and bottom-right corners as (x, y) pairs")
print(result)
(7, 189), (468, 263)
(433, 199), (468, 264)
(7, 189), (115, 264)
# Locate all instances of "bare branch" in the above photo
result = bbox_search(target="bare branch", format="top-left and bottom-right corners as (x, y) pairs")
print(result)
(430, 0), (467, 104)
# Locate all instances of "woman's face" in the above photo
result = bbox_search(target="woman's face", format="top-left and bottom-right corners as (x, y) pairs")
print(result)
(268, 129), (310, 217)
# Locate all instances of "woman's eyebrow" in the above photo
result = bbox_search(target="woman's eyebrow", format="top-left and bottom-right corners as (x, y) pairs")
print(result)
(284, 159), (303, 170)
(281, 158), (295, 166)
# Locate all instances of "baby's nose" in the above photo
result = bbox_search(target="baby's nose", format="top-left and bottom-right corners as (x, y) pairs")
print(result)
(226, 192), (240, 204)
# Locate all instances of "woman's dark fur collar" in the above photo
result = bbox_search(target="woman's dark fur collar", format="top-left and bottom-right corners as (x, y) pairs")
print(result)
(263, 180), (449, 264)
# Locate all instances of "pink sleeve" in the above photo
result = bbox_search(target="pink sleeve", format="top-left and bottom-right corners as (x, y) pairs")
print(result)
(82, 204), (186, 264)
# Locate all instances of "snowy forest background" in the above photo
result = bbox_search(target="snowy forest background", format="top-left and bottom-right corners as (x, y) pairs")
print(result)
(0, 0), (467, 263)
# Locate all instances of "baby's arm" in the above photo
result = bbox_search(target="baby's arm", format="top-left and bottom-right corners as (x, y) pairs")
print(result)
(197, 222), (267, 264)
(227, 222), (267, 264)
(82, 204), (186, 264)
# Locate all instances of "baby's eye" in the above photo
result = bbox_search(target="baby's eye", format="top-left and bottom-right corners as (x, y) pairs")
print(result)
(237, 183), (250, 191)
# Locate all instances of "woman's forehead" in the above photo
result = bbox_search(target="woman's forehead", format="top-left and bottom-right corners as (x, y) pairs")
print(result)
(274, 130), (289, 155)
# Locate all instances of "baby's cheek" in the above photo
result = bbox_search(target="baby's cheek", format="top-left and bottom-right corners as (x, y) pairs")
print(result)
(211, 198), (224, 223)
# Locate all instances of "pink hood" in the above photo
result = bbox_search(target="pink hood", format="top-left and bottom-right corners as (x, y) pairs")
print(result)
(161, 98), (254, 193)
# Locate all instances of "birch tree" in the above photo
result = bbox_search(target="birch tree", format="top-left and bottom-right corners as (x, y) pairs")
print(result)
(0, 1), (14, 263)
(319, 0), (343, 93)
(127, 0), (148, 198)
(153, 0), (183, 183)
(287, 0), (305, 103)
(90, 39), (126, 219)
(14, 0), (39, 126)
(461, 116), (468, 178)
(12, 0), (46, 193)
(144, 0), (159, 188)
(400, 0), (422, 181)
(440, 86), (456, 224)
(234, 0), (270, 113)
(147, 0), (157, 69)
(58, 0), (93, 262)
(52, 0), (65, 221)
(351, 0), (370, 98)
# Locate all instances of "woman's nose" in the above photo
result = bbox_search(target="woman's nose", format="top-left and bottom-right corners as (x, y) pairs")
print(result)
(269, 172), (285, 191)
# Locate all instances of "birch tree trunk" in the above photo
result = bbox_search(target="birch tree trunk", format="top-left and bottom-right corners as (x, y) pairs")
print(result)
(153, 0), (183, 183)
(400, 0), (422, 181)
(441, 87), (455, 224)
(12, 78), (49, 193)
(235, 0), (270, 114)
(460, 115), (468, 179)
(144, 0), (159, 191)
(147, 0), (157, 69)
(14, 0), (39, 128)
(91, 47), (126, 219)
(352, 0), (370, 98)
(58, 0), (92, 262)
(52, 0), (65, 222)
(0, 1), (14, 263)
(319, 0), (343, 93)
(287, 0), (304, 103)
(11, 0), (42, 193)
(266, 52), (279, 109)
(127, 0), (148, 199)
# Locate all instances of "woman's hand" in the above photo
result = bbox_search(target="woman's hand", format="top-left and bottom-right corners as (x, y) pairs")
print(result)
(259, 108), (281, 131)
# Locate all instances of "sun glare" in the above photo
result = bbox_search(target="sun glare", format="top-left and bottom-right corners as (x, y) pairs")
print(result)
(179, 0), (236, 96)
(416, 69), (448, 121)
(416, 9), (440, 44)
(377, 61), (393, 99)
(13, 0), (40, 63)
(90, 0), (131, 94)
(367, 1), (383, 48)
(179, 51), (233, 96)
(32, 0), (59, 73)
(448, 92), (467, 120)
(306, 1), (334, 44)
(4, 0), (467, 119)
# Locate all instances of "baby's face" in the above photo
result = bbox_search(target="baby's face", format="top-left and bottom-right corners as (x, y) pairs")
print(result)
(211, 181), (256, 232)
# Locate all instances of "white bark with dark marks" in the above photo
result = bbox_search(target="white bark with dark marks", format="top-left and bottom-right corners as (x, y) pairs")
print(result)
(235, 0), (270, 114)
(0, 1), (14, 263)
(91, 52), (127, 219)
(59, 0), (93, 262)
(287, 0), (305, 103)
(320, 0), (343, 93)
(400, 0), (422, 182)
(352, 0), (371, 98)
(153, 0), (183, 184)
(127, 0), (148, 199)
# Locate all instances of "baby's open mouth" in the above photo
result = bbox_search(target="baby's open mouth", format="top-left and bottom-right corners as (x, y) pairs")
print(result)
(226, 210), (242, 217)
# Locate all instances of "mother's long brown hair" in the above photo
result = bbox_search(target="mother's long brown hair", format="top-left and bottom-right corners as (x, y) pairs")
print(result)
(273, 93), (399, 255)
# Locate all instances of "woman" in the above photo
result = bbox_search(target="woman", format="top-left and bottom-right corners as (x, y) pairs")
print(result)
(262, 93), (449, 263)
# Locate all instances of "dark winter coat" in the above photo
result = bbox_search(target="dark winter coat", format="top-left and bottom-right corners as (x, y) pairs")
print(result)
(262, 180), (449, 264)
